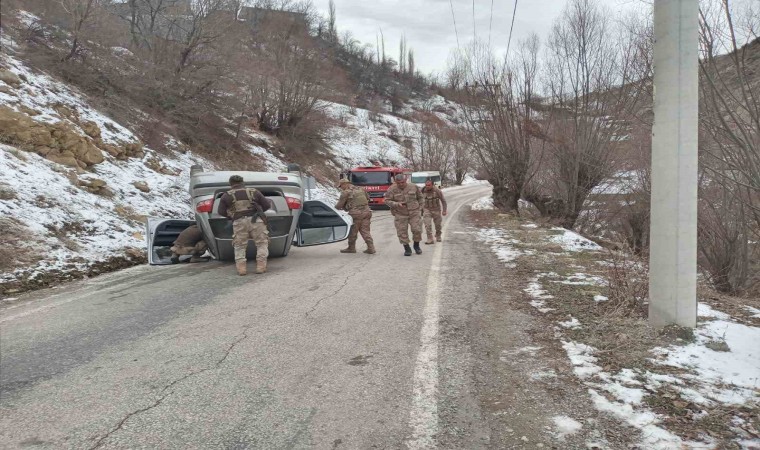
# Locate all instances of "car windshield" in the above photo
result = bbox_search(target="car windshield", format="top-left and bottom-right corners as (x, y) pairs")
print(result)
(350, 171), (392, 186)
(411, 175), (441, 183)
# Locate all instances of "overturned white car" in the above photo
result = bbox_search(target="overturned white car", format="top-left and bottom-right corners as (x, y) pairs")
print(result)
(146, 165), (351, 264)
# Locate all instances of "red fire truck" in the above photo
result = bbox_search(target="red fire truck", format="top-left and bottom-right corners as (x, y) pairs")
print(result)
(347, 165), (410, 208)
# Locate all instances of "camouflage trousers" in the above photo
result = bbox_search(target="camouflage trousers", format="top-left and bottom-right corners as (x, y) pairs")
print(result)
(232, 217), (269, 262)
(394, 210), (423, 244)
(348, 209), (374, 246)
(423, 209), (443, 239)
(171, 241), (207, 257)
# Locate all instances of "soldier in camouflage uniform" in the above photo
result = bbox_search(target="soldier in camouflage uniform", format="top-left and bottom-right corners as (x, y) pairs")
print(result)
(170, 224), (208, 263)
(384, 173), (424, 256)
(218, 175), (272, 276)
(335, 178), (376, 254)
(421, 178), (448, 245)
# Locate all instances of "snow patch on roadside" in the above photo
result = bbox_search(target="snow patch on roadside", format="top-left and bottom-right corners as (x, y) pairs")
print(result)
(559, 316), (582, 329)
(588, 390), (685, 449)
(549, 227), (602, 252)
(559, 305), (759, 449)
(552, 416), (583, 439)
(474, 228), (525, 268)
(653, 306), (760, 406)
(562, 341), (602, 380)
(471, 196), (494, 211)
(524, 276), (555, 313)
(553, 272), (606, 286)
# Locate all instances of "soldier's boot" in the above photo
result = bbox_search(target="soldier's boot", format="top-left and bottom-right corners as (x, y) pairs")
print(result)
(236, 261), (247, 276)
(363, 243), (376, 254)
(413, 242), (423, 255)
(425, 235), (435, 245)
(403, 244), (412, 256)
(255, 260), (267, 274)
(340, 242), (357, 253)
(189, 256), (204, 263)
(170, 254), (180, 264)
(436, 235), (442, 243)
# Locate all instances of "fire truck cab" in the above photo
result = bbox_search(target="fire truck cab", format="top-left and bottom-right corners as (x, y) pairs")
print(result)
(347, 165), (410, 208)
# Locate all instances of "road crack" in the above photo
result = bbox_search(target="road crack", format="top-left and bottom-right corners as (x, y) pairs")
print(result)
(304, 259), (371, 318)
(88, 322), (254, 449)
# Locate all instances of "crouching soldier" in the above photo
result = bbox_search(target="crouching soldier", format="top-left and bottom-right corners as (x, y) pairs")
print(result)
(422, 178), (447, 244)
(335, 178), (375, 254)
(170, 224), (208, 263)
(218, 175), (272, 276)
(384, 173), (424, 256)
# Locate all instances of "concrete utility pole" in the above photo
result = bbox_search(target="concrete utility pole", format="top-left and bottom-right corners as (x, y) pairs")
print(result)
(649, 0), (699, 328)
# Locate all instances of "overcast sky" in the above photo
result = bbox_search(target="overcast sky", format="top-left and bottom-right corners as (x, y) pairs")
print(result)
(308, 0), (648, 76)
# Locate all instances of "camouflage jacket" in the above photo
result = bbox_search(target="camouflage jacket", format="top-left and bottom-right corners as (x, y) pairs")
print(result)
(384, 183), (423, 215)
(335, 185), (370, 214)
(421, 186), (447, 212)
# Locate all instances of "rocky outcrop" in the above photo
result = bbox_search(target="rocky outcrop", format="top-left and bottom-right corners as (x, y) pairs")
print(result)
(0, 69), (22, 88)
(0, 106), (145, 168)
(133, 181), (150, 193)
(0, 106), (104, 169)
(0, 182), (17, 200)
(77, 178), (113, 197)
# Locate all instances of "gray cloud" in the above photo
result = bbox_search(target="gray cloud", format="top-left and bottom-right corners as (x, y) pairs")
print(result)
(310, 0), (646, 75)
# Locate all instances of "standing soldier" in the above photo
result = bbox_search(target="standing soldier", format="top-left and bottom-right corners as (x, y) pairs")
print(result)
(422, 178), (448, 244)
(218, 175), (272, 276)
(384, 173), (424, 256)
(335, 178), (376, 254)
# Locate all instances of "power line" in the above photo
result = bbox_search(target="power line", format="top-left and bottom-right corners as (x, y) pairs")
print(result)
(506, 0), (518, 55)
(449, 0), (460, 50)
(488, 0), (495, 48)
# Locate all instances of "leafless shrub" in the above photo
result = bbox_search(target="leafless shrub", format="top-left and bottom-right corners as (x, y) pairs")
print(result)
(603, 248), (649, 318)
(698, 179), (759, 294)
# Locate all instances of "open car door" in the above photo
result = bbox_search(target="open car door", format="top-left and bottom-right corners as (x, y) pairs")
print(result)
(294, 200), (352, 247)
(146, 218), (196, 265)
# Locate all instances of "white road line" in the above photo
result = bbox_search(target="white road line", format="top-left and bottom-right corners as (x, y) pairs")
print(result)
(407, 200), (468, 449)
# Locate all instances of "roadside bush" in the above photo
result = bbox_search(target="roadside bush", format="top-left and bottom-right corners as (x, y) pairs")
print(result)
(604, 248), (649, 318)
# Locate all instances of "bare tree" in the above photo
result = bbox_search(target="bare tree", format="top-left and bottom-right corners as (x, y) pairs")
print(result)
(173, 0), (232, 74)
(527, 0), (641, 228)
(402, 115), (455, 179)
(241, 11), (327, 137)
(117, 0), (181, 52)
(695, 0), (760, 293)
(451, 141), (472, 185)
(459, 36), (542, 211)
(56, 0), (101, 60)
(398, 34), (407, 74)
(699, 0), (760, 236)
(327, 0), (336, 43)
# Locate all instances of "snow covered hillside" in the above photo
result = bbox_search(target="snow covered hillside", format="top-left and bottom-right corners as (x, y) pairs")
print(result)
(0, 53), (220, 294)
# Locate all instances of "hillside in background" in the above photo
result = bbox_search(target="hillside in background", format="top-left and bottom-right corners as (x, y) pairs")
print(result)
(0, 5), (467, 295)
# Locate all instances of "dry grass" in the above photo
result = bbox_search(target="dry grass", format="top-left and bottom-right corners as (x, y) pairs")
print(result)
(468, 207), (759, 445)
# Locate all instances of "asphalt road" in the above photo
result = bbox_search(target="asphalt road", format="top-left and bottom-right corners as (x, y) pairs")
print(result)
(1, 184), (500, 449)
